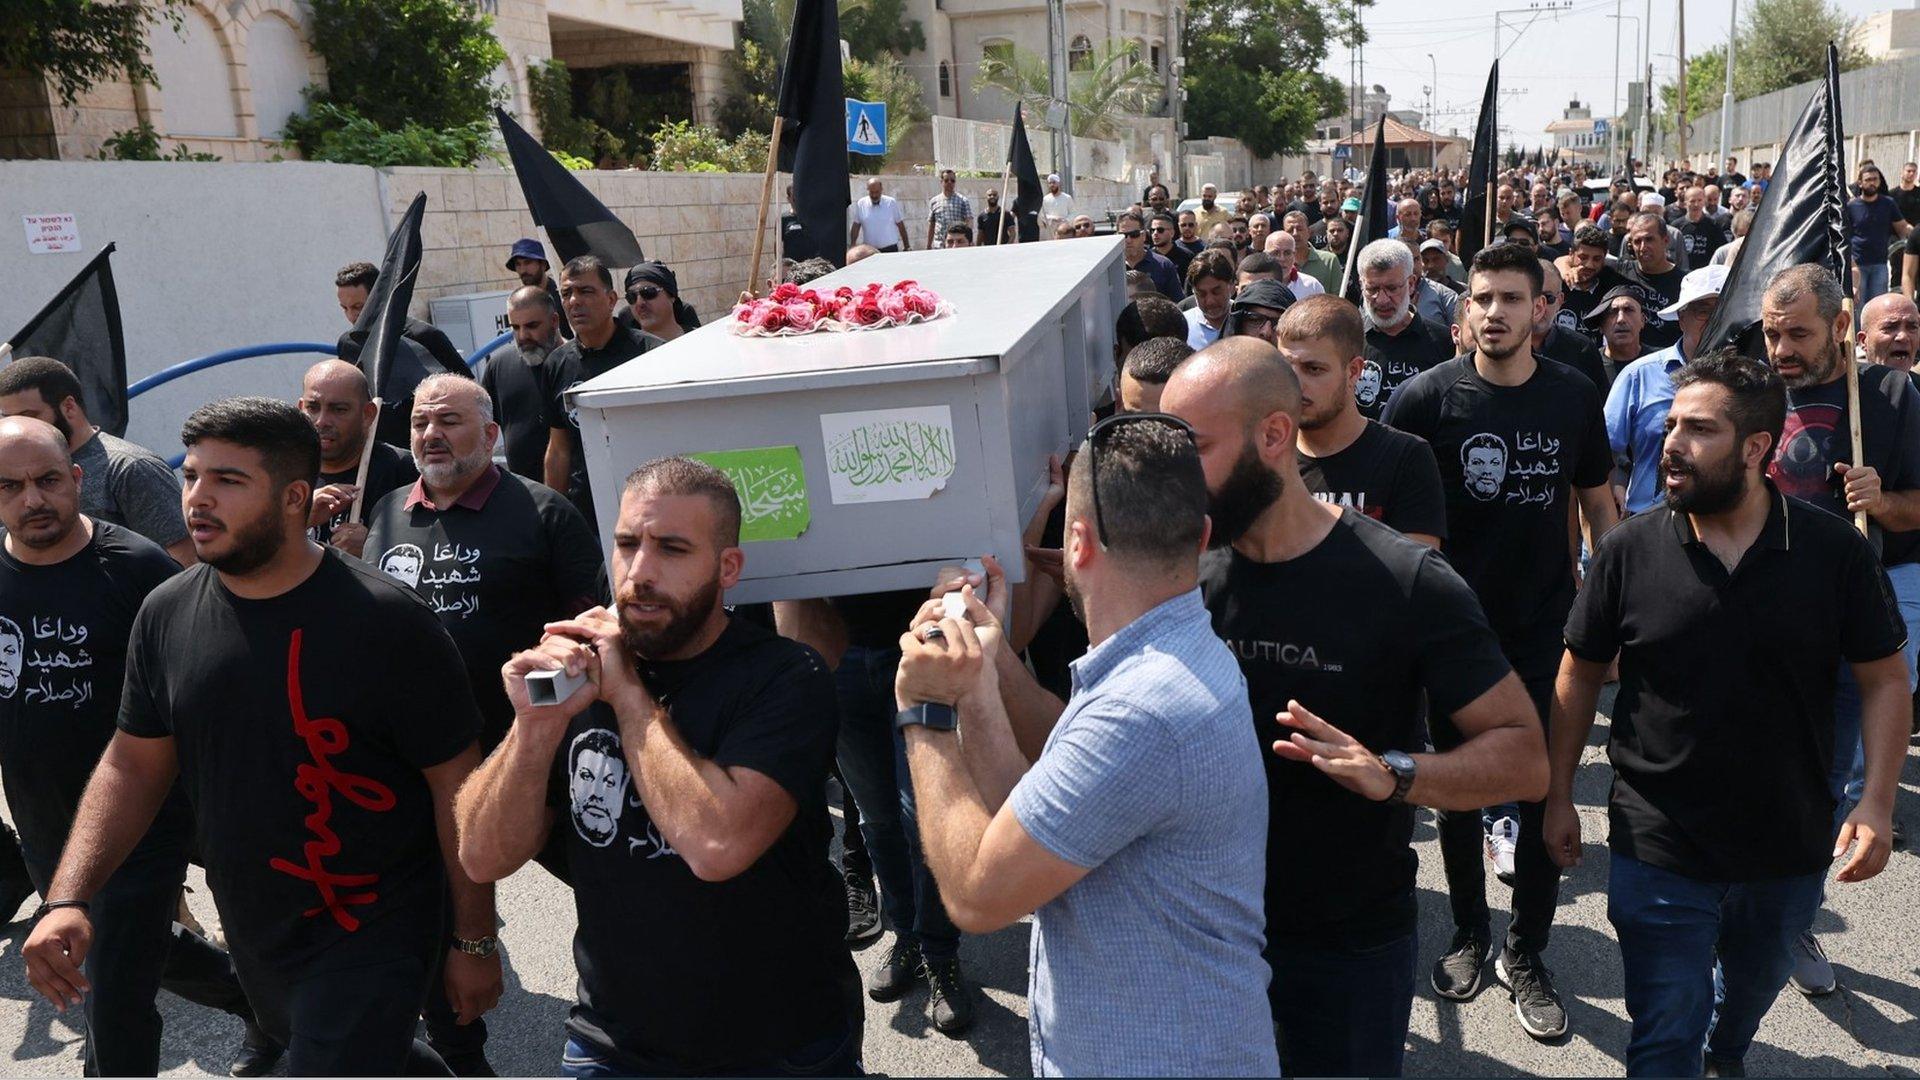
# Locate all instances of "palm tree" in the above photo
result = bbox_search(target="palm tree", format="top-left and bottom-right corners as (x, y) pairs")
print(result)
(975, 40), (1160, 141)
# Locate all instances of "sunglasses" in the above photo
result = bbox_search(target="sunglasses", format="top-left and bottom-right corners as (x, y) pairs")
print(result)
(1236, 311), (1278, 333)
(1084, 411), (1197, 548)
(630, 285), (663, 301)
(1119, 229), (1144, 239)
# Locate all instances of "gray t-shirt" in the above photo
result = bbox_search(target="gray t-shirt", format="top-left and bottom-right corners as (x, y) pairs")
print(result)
(1008, 589), (1277, 1078)
(72, 431), (186, 550)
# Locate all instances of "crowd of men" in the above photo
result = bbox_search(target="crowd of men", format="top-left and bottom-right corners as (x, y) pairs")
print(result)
(0, 159), (1912, 1080)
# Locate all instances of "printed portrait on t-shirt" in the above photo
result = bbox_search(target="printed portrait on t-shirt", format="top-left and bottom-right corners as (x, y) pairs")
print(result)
(569, 727), (630, 847)
(563, 380), (583, 429)
(1768, 402), (1841, 505)
(377, 543), (426, 589)
(1355, 361), (1384, 409)
(1461, 433), (1509, 502)
(0, 617), (20, 698)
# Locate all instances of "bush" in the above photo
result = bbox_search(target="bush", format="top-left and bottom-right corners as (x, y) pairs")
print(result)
(96, 121), (220, 161)
(284, 102), (494, 168)
(649, 121), (768, 173)
(529, 59), (628, 165)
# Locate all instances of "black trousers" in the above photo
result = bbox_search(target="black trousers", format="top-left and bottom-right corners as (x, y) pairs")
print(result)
(1431, 663), (1563, 956)
(243, 952), (449, 1076)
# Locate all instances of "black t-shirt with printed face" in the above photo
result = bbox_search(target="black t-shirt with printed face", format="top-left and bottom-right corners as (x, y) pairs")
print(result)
(0, 522), (182, 866)
(544, 325), (662, 526)
(481, 345), (557, 483)
(1359, 315), (1454, 420)
(1678, 216), (1729, 265)
(311, 441), (418, 545)
(1199, 512), (1510, 945)
(1382, 355), (1612, 664)
(117, 550), (480, 975)
(1565, 489), (1906, 881)
(365, 469), (608, 748)
(1297, 420), (1448, 540)
(1769, 364), (1920, 566)
(548, 616), (860, 1071)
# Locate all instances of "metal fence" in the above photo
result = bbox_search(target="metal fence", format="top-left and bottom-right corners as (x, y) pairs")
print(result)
(930, 115), (1130, 181)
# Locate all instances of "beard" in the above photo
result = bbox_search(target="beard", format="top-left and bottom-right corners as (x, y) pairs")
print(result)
(197, 508), (289, 575)
(1363, 296), (1411, 331)
(418, 441), (493, 489)
(1780, 337), (1841, 389)
(618, 576), (722, 658)
(1207, 440), (1284, 548)
(9, 505), (73, 549)
(518, 339), (553, 366)
(1663, 449), (1748, 514)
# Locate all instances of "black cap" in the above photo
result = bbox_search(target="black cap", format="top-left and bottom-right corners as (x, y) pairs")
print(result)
(1584, 282), (1664, 325)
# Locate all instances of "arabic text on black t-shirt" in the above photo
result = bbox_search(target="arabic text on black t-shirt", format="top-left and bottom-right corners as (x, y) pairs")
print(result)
(1297, 420), (1448, 540)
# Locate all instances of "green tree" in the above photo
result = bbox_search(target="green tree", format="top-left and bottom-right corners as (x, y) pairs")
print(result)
(303, 0), (505, 132)
(841, 0), (926, 60)
(1658, 0), (1868, 131)
(2, 0), (189, 107)
(1183, 0), (1358, 157)
(975, 40), (1161, 140)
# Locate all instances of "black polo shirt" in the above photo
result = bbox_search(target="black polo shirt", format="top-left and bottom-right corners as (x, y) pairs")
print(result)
(1359, 315), (1453, 421)
(1564, 486), (1906, 882)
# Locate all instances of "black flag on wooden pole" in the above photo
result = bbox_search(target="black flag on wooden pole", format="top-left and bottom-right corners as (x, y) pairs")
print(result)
(1340, 117), (1391, 305)
(777, 0), (851, 267)
(6, 243), (128, 436)
(496, 107), (645, 267)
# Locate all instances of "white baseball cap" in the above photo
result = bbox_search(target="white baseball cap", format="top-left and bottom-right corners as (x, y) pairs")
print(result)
(1046, 173), (1061, 183)
(1658, 263), (1729, 317)
(1640, 191), (1667, 211)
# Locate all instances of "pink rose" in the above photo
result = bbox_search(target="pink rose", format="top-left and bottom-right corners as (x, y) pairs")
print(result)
(899, 287), (938, 317)
(784, 302), (818, 332)
(734, 303), (756, 323)
(749, 304), (789, 332)
(878, 291), (912, 321)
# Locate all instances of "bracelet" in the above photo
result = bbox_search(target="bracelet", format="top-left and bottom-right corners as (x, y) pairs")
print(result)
(32, 899), (89, 920)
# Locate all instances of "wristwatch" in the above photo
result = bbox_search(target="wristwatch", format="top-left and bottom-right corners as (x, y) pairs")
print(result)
(894, 702), (958, 732)
(451, 935), (500, 958)
(1378, 750), (1418, 805)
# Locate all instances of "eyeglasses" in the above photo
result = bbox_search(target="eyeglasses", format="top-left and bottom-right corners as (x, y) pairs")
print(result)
(1236, 311), (1278, 333)
(1083, 411), (1197, 548)
(630, 285), (663, 301)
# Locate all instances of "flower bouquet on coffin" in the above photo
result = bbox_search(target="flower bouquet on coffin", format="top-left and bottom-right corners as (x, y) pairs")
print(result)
(730, 280), (954, 336)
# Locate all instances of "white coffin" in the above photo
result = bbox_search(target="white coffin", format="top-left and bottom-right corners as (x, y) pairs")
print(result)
(568, 237), (1127, 603)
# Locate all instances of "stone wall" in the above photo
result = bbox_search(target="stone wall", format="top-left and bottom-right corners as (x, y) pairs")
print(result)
(383, 167), (1143, 323)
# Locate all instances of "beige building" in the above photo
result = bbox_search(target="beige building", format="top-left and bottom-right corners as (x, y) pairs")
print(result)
(906, 0), (1182, 174)
(0, 0), (741, 162)
(1852, 5), (1920, 63)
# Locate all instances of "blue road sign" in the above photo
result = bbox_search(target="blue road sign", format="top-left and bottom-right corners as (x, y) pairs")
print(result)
(1333, 144), (1351, 161)
(847, 100), (888, 155)
(1594, 118), (1610, 136)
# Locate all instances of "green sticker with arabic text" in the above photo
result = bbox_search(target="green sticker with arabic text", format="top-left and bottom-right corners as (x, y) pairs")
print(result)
(689, 445), (811, 542)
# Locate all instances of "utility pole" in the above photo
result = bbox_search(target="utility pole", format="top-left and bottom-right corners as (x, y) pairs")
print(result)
(1719, 0), (1737, 169)
(1676, 0), (1688, 165)
(1639, 0), (1652, 168)
(1046, 0), (1073, 192)
(1610, 0), (1622, 171)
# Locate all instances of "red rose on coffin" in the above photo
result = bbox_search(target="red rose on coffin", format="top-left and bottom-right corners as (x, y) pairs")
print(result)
(749, 304), (790, 332)
(771, 282), (802, 303)
(846, 298), (885, 325)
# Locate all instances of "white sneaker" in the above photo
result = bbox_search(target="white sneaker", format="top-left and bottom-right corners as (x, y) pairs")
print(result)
(1485, 816), (1519, 884)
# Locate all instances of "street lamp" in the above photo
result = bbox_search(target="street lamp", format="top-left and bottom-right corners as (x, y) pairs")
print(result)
(1607, 13), (1640, 171)
(1427, 52), (1438, 169)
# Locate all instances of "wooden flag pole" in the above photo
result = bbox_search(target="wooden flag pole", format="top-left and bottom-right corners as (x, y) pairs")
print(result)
(1486, 178), (1496, 252)
(1844, 296), (1868, 535)
(747, 115), (787, 299)
(347, 398), (383, 522)
(996, 160), (1014, 245)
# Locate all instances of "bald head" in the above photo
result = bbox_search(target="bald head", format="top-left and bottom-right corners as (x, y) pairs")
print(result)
(1860, 291), (1920, 370)
(0, 416), (83, 552)
(298, 359), (374, 469)
(1161, 337), (1301, 428)
(509, 284), (554, 312)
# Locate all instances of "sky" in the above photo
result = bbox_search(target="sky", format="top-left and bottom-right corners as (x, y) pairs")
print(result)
(1325, 0), (1898, 145)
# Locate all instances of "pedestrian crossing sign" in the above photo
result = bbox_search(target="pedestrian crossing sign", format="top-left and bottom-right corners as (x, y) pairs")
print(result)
(846, 99), (887, 155)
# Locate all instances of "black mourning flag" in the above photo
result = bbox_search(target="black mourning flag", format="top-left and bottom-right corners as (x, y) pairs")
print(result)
(352, 192), (427, 403)
(1009, 104), (1043, 215)
(1698, 43), (1848, 358)
(1460, 62), (1500, 263)
(778, 0), (851, 267)
(496, 107), (645, 268)
(7, 243), (128, 437)
(1340, 117), (1391, 305)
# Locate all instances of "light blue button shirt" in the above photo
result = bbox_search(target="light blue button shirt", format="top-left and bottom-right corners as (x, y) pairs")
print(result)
(1606, 342), (1686, 513)
(1009, 589), (1277, 1077)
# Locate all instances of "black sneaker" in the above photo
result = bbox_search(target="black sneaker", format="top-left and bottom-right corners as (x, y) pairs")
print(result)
(1704, 1052), (1746, 1077)
(924, 955), (977, 1037)
(436, 1048), (498, 1077)
(845, 872), (882, 945)
(228, 1020), (284, 1078)
(1430, 929), (1494, 1000)
(1497, 948), (1569, 1040)
(867, 936), (924, 1002)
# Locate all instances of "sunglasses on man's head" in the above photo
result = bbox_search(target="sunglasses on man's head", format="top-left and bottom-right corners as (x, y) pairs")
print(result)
(1083, 411), (1197, 548)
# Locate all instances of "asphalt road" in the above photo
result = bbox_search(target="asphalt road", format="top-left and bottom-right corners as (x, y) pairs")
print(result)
(0, 701), (1915, 1077)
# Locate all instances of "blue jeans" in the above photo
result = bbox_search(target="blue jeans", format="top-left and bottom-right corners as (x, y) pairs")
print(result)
(1859, 261), (1892, 320)
(561, 1026), (864, 1077)
(1267, 931), (1416, 1077)
(1608, 852), (1825, 1076)
(1829, 562), (1920, 818)
(832, 646), (958, 960)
